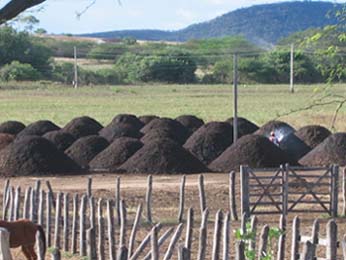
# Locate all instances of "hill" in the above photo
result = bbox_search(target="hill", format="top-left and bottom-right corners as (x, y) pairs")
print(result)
(81, 1), (342, 46)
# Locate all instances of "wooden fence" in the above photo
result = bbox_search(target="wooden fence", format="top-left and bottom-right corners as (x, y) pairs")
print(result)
(0, 167), (346, 259)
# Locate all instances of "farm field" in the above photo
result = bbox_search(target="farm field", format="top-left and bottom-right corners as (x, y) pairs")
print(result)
(0, 82), (346, 131)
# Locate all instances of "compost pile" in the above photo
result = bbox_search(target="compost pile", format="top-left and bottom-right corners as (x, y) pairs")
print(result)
(43, 130), (76, 151)
(119, 138), (208, 174)
(209, 134), (294, 172)
(100, 123), (143, 142)
(0, 121), (25, 135)
(295, 125), (331, 149)
(111, 114), (144, 131)
(226, 117), (259, 137)
(0, 136), (80, 176)
(184, 122), (233, 164)
(65, 135), (109, 168)
(139, 115), (159, 125)
(63, 116), (103, 139)
(17, 120), (60, 137)
(175, 115), (204, 133)
(299, 133), (346, 166)
(141, 118), (190, 144)
(0, 134), (14, 151)
(89, 137), (143, 171)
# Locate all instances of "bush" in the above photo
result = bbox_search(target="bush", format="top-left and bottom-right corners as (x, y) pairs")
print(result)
(0, 61), (40, 81)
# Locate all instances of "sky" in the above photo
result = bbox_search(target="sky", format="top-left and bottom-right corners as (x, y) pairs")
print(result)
(0, 0), (345, 34)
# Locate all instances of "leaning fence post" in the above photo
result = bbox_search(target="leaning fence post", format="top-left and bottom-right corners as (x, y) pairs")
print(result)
(71, 193), (78, 254)
(197, 208), (209, 260)
(0, 227), (13, 260)
(212, 210), (223, 260)
(107, 200), (116, 260)
(229, 171), (238, 221)
(151, 225), (159, 260)
(2, 180), (9, 220)
(258, 225), (269, 260)
(46, 180), (56, 209)
(223, 212), (230, 260)
(178, 175), (186, 223)
(143, 227), (174, 260)
(291, 216), (300, 260)
(146, 175), (153, 223)
(240, 165), (250, 218)
(326, 219), (337, 260)
(79, 194), (87, 256)
(128, 203), (143, 257)
(163, 223), (184, 260)
(198, 175), (206, 216)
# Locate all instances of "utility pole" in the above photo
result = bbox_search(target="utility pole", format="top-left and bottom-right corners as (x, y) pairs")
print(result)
(290, 43), (294, 93)
(233, 53), (238, 143)
(73, 46), (78, 89)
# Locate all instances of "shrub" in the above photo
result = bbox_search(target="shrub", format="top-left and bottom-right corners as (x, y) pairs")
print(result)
(0, 61), (40, 81)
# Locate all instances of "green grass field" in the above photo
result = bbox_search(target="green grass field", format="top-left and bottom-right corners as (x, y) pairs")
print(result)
(0, 82), (346, 131)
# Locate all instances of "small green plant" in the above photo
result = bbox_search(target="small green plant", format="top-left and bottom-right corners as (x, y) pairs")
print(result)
(235, 222), (283, 260)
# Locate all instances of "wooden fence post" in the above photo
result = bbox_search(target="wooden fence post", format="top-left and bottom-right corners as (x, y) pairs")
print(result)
(178, 175), (186, 223)
(63, 193), (69, 252)
(146, 175), (153, 223)
(343, 168), (346, 216)
(79, 194), (87, 256)
(223, 212), (230, 260)
(54, 192), (62, 249)
(276, 214), (286, 260)
(71, 193), (78, 254)
(291, 216), (300, 260)
(87, 177), (92, 198)
(212, 210), (223, 260)
(240, 165), (250, 218)
(0, 227), (13, 260)
(301, 241), (314, 260)
(97, 198), (105, 260)
(29, 188), (35, 221)
(51, 248), (61, 260)
(119, 200), (127, 248)
(46, 190), (52, 248)
(178, 245), (190, 260)
(2, 180), (9, 220)
(197, 208), (209, 260)
(235, 241), (245, 260)
(38, 189), (45, 225)
(258, 225), (269, 260)
(198, 175), (206, 216)
(87, 227), (97, 259)
(117, 246), (128, 260)
(7, 187), (13, 221)
(13, 186), (20, 221)
(23, 187), (31, 219)
(36, 226), (45, 260)
(185, 208), (193, 251)
(331, 165), (339, 217)
(310, 219), (319, 257)
(163, 223), (184, 260)
(326, 219), (337, 260)
(143, 227), (174, 260)
(151, 225), (159, 260)
(45, 180), (56, 209)
(128, 203), (143, 257)
(107, 200), (116, 260)
(116, 177), (121, 225)
(249, 216), (258, 251)
(89, 196), (95, 229)
(229, 171), (238, 221)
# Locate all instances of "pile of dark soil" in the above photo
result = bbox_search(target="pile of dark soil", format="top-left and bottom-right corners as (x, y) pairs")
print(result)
(119, 138), (208, 174)
(99, 123), (143, 142)
(209, 134), (294, 172)
(279, 133), (311, 161)
(183, 122), (233, 164)
(0, 121), (25, 135)
(295, 125), (331, 149)
(141, 118), (190, 144)
(0, 134), (14, 151)
(17, 120), (60, 137)
(63, 116), (103, 139)
(111, 114), (144, 131)
(255, 120), (295, 136)
(226, 117), (259, 137)
(65, 135), (109, 168)
(299, 133), (346, 166)
(43, 130), (76, 151)
(0, 136), (80, 176)
(175, 115), (204, 133)
(89, 137), (143, 171)
(139, 115), (159, 125)
(141, 128), (181, 144)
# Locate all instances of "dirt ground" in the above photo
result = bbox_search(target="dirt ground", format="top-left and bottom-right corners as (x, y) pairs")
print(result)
(3, 172), (346, 260)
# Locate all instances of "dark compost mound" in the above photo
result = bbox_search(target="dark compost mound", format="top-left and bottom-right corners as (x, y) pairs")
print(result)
(0, 121), (25, 135)
(299, 133), (346, 166)
(226, 117), (259, 137)
(99, 122), (143, 142)
(0, 136), (80, 176)
(111, 114), (144, 131)
(175, 115), (204, 133)
(183, 122), (233, 164)
(295, 125), (331, 149)
(119, 138), (209, 174)
(141, 118), (190, 144)
(209, 134), (294, 172)
(279, 133), (311, 161)
(255, 120), (295, 137)
(141, 128), (182, 144)
(89, 137), (143, 171)
(139, 115), (159, 125)
(63, 116), (103, 139)
(65, 135), (109, 168)
(17, 120), (60, 137)
(43, 130), (76, 151)
(0, 134), (14, 151)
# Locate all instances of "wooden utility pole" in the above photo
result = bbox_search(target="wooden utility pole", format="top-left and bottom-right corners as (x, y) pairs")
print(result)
(73, 46), (78, 89)
(290, 44), (294, 93)
(233, 53), (238, 142)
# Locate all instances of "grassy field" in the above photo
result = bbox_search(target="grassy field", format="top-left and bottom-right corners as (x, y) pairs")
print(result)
(0, 82), (346, 131)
